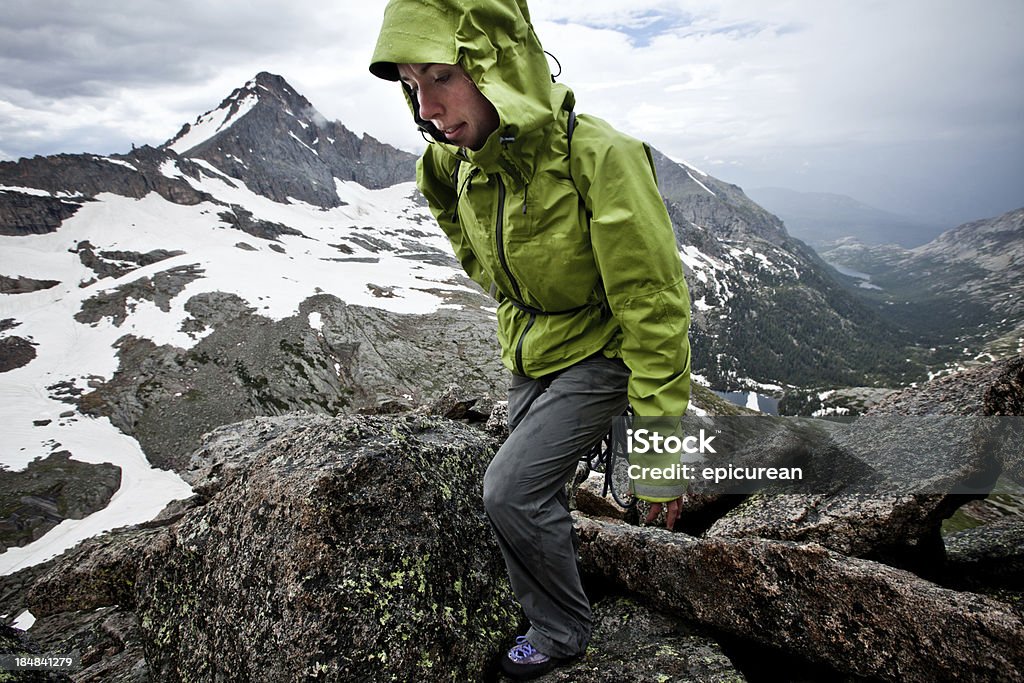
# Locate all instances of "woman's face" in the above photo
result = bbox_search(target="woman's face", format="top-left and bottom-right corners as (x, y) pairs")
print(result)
(397, 62), (499, 150)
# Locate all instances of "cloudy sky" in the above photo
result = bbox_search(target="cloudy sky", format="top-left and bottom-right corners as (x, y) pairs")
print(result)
(2, 0), (1021, 226)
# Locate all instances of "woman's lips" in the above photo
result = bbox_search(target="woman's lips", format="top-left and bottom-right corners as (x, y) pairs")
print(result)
(443, 123), (465, 140)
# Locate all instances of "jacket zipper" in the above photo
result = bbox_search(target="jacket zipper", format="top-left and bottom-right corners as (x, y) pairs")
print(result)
(494, 175), (530, 375)
(515, 314), (535, 375)
(495, 175), (524, 301)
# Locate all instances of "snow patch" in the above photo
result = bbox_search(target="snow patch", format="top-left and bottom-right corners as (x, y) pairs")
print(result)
(189, 158), (232, 180)
(12, 610), (35, 630)
(812, 406), (851, 417)
(289, 131), (319, 156)
(670, 155), (708, 177)
(168, 92), (259, 154)
(745, 392), (761, 412)
(0, 184), (52, 197)
(158, 160), (186, 180)
(680, 245), (734, 302)
(96, 156), (137, 170)
(687, 171), (716, 197)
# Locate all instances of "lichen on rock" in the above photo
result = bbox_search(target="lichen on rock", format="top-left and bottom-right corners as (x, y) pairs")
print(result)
(134, 412), (520, 682)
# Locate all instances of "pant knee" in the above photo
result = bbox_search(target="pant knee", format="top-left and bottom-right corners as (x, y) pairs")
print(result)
(483, 455), (528, 523)
(482, 459), (507, 518)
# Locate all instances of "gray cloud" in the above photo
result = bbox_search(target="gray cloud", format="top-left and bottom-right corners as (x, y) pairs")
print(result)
(1, 0), (1021, 226)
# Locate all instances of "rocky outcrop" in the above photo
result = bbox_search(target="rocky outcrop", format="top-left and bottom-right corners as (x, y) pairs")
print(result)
(2, 381), (1022, 682)
(28, 607), (148, 683)
(536, 595), (746, 682)
(0, 147), (215, 234)
(945, 516), (1024, 592)
(0, 187), (84, 236)
(0, 451), (121, 553)
(870, 355), (1024, 525)
(75, 264), (204, 327)
(988, 356), (1024, 417)
(670, 357), (1024, 567)
(0, 623), (72, 682)
(698, 415), (1004, 559)
(0, 335), (36, 373)
(0, 275), (60, 294)
(3, 413), (520, 682)
(869, 355), (1024, 418)
(215, 205), (304, 241)
(71, 241), (185, 283)
(577, 515), (1024, 683)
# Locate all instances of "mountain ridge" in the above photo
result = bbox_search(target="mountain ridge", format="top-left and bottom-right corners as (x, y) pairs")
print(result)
(821, 206), (1024, 362)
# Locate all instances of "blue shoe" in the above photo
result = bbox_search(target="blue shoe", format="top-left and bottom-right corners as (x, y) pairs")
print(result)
(499, 636), (563, 680)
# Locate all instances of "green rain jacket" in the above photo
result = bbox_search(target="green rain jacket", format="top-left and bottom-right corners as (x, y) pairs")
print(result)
(371, 0), (691, 502)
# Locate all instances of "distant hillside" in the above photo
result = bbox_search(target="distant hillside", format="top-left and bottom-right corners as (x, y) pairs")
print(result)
(747, 186), (943, 249)
(821, 207), (1024, 366)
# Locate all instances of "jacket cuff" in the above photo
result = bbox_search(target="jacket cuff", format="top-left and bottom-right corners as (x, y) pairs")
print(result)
(630, 481), (688, 501)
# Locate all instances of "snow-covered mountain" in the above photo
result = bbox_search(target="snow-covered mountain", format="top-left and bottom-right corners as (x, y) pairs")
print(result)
(0, 74), (503, 573)
(164, 72), (417, 206)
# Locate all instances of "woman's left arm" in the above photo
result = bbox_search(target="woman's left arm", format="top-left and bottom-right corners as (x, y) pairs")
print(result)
(574, 118), (692, 506)
(576, 121), (692, 420)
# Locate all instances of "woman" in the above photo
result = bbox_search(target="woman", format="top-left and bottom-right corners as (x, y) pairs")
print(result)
(370, 0), (691, 678)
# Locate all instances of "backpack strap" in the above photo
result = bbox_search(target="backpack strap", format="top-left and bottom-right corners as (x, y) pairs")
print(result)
(567, 110), (577, 186)
(450, 157), (463, 221)
(567, 110), (577, 153)
(451, 157), (462, 188)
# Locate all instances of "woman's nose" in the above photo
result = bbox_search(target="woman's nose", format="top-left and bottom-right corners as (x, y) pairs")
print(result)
(418, 89), (442, 121)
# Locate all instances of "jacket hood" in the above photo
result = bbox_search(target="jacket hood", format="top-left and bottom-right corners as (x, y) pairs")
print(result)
(370, 0), (572, 154)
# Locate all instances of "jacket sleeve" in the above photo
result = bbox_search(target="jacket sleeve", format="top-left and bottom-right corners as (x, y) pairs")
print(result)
(417, 145), (495, 294)
(574, 118), (692, 502)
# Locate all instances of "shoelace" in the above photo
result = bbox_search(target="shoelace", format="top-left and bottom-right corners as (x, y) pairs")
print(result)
(508, 636), (539, 662)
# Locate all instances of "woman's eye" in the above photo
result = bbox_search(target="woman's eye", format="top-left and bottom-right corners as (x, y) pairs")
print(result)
(435, 74), (450, 84)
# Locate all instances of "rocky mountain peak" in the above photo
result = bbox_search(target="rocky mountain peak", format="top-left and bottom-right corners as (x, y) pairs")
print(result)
(651, 148), (791, 247)
(164, 71), (324, 156)
(161, 71), (417, 207)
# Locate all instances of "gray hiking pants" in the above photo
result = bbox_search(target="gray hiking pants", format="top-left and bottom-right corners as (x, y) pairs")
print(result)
(483, 353), (630, 658)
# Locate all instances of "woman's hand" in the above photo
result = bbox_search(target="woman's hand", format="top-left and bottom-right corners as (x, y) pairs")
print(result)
(644, 497), (682, 530)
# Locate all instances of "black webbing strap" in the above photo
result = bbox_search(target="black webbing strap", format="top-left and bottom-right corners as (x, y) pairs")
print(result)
(507, 298), (590, 317)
